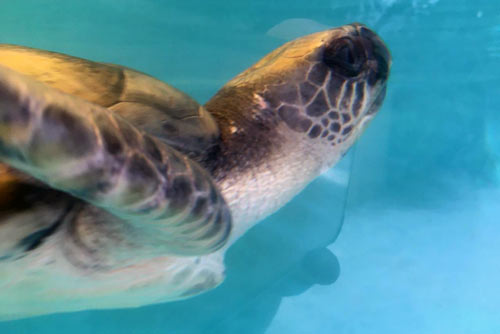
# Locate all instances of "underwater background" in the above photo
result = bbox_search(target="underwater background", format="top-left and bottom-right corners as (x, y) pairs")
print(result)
(0, 0), (499, 333)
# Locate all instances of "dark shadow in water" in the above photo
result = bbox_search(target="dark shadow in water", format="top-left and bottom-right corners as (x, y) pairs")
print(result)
(203, 247), (340, 334)
(0, 177), (345, 334)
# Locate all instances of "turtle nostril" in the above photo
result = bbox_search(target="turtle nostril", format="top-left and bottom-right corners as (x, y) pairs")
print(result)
(323, 38), (364, 77)
(358, 26), (377, 40)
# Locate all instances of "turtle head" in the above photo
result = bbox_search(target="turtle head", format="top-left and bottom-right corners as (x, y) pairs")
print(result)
(253, 23), (390, 169)
(207, 23), (390, 172)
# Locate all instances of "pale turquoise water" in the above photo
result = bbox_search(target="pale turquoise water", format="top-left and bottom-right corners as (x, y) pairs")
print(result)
(1, 0), (499, 333)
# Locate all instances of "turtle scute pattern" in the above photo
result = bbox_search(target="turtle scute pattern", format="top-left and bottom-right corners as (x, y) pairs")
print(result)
(264, 62), (366, 146)
(258, 24), (390, 148)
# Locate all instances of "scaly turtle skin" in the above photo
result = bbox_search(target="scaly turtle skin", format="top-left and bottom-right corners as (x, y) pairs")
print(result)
(0, 23), (390, 319)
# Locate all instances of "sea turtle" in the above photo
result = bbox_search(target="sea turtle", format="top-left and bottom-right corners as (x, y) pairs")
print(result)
(0, 23), (390, 319)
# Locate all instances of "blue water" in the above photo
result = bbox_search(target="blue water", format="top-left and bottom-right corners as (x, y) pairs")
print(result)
(1, 0), (499, 333)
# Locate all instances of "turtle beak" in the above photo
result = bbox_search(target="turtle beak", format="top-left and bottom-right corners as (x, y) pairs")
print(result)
(322, 23), (391, 84)
(355, 23), (391, 84)
(323, 23), (390, 120)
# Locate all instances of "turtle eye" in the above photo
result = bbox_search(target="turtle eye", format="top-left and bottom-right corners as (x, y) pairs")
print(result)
(323, 38), (365, 77)
(337, 44), (355, 64)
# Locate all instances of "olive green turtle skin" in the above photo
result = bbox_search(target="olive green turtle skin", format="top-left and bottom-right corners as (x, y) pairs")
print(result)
(0, 23), (390, 319)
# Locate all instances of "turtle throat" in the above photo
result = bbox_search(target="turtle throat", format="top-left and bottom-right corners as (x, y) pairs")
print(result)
(201, 89), (322, 245)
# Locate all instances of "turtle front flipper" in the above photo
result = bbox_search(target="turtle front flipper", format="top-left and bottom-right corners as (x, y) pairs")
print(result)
(0, 44), (219, 155)
(0, 64), (231, 259)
